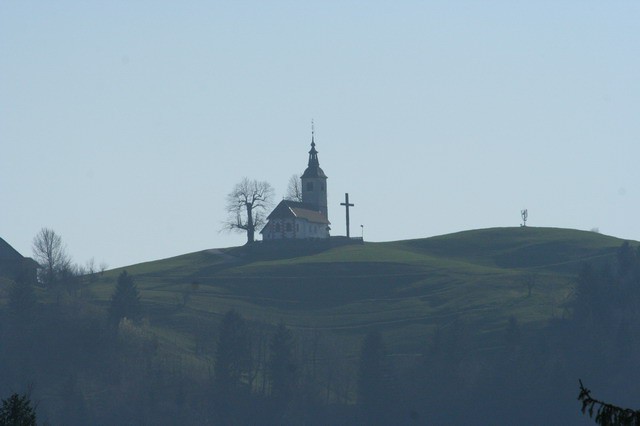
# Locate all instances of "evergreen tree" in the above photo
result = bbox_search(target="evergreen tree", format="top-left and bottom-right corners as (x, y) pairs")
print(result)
(579, 380), (640, 425)
(573, 264), (609, 324)
(268, 323), (297, 409)
(108, 270), (142, 327)
(357, 331), (389, 425)
(213, 309), (251, 393)
(0, 393), (37, 426)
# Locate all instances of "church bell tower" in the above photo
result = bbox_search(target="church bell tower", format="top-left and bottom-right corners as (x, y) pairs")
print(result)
(301, 129), (328, 218)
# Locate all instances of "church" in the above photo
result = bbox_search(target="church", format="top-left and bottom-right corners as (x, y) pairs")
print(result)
(0, 237), (38, 283)
(260, 135), (331, 240)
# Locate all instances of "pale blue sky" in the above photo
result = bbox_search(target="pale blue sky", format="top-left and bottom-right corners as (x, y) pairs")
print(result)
(2, 1), (639, 268)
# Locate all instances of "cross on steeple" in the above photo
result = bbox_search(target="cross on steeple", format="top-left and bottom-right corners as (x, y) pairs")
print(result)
(340, 193), (354, 238)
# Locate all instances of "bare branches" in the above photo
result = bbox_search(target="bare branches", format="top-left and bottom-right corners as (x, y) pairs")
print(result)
(578, 380), (640, 425)
(226, 178), (273, 210)
(32, 227), (71, 286)
(224, 178), (274, 243)
(285, 174), (303, 202)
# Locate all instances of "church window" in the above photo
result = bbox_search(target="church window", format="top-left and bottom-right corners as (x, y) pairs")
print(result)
(306, 182), (314, 191)
(275, 223), (281, 232)
(286, 223), (292, 232)
(321, 184), (325, 191)
(296, 224), (299, 232)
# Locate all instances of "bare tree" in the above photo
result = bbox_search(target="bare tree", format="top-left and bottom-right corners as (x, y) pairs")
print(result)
(224, 178), (274, 243)
(32, 227), (71, 287)
(285, 174), (303, 202)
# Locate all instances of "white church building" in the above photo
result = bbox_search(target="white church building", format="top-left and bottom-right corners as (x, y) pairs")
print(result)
(260, 136), (331, 240)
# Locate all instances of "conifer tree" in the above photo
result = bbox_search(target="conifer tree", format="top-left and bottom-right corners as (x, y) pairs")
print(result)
(357, 331), (389, 424)
(268, 323), (297, 406)
(0, 393), (37, 426)
(108, 270), (142, 327)
(578, 380), (640, 425)
(213, 309), (251, 393)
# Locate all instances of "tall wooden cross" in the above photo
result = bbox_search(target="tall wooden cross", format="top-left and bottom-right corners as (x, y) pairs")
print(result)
(340, 193), (354, 238)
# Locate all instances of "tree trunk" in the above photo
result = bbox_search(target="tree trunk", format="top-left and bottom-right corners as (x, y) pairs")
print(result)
(246, 203), (254, 243)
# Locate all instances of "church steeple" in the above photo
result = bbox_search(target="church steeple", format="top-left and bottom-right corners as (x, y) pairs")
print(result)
(301, 122), (326, 179)
(308, 121), (320, 167)
(308, 136), (319, 168)
(301, 122), (328, 218)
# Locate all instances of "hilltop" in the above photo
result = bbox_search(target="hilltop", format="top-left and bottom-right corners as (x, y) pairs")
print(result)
(92, 226), (626, 355)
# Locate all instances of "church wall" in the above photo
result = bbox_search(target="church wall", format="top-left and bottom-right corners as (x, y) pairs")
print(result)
(261, 218), (329, 241)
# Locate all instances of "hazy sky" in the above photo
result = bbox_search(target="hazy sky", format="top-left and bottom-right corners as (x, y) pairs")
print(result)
(2, 1), (639, 268)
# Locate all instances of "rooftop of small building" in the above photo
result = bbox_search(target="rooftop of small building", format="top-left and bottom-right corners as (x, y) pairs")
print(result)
(0, 237), (24, 260)
(265, 199), (330, 225)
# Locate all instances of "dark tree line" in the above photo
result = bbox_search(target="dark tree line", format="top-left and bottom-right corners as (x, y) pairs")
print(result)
(0, 268), (150, 424)
(3, 265), (385, 424)
(571, 241), (640, 425)
(208, 309), (397, 424)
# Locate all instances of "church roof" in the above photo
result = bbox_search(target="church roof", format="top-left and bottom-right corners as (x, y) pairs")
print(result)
(291, 205), (330, 224)
(0, 237), (24, 260)
(301, 136), (327, 179)
(0, 238), (39, 280)
(301, 165), (327, 179)
(266, 200), (330, 224)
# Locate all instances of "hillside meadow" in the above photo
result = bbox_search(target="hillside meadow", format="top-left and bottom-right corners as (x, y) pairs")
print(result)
(91, 226), (625, 359)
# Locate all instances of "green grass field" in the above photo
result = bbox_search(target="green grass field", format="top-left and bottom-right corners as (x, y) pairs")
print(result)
(92, 226), (627, 357)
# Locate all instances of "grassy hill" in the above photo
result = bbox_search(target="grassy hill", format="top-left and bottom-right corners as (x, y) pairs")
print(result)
(92, 226), (626, 358)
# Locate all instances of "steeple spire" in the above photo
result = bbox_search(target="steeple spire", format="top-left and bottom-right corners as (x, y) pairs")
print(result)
(308, 119), (319, 167)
